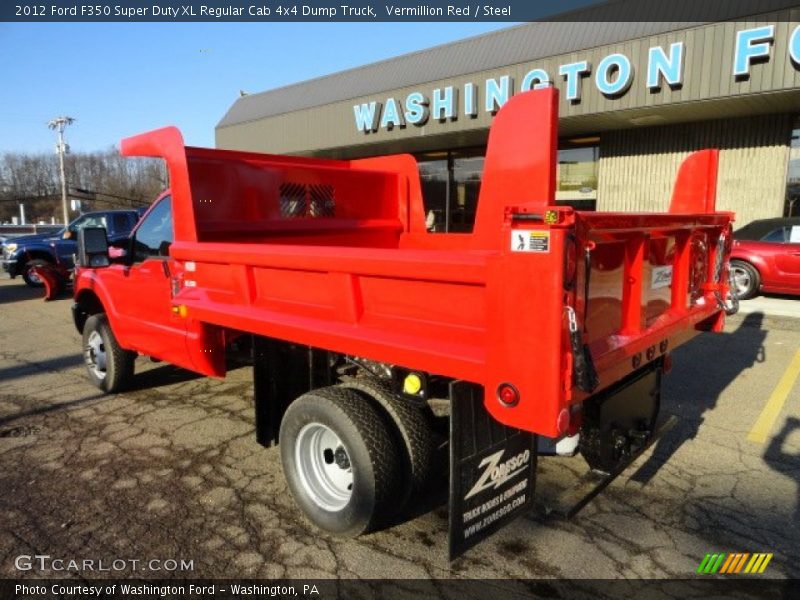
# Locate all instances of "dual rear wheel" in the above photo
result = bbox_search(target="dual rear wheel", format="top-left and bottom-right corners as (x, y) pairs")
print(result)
(279, 383), (435, 536)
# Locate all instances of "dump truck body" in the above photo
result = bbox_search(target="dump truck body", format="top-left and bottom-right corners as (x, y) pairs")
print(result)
(72, 88), (735, 558)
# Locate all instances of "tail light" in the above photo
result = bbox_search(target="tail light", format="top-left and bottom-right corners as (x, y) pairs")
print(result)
(566, 406), (582, 436)
(497, 383), (519, 407)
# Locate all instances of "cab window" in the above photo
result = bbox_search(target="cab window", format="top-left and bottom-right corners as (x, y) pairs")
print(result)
(70, 214), (107, 233)
(111, 213), (129, 233)
(761, 227), (788, 243)
(133, 197), (173, 262)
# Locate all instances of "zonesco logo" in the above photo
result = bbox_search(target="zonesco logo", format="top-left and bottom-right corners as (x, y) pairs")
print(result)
(697, 552), (773, 575)
(464, 449), (531, 500)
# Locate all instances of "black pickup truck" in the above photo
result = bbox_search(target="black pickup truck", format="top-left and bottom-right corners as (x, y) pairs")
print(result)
(1, 209), (143, 287)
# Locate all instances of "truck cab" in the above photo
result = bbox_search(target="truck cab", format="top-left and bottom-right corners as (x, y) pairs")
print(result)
(72, 193), (193, 372)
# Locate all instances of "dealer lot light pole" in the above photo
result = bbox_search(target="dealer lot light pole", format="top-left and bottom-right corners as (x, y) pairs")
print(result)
(48, 116), (75, 227)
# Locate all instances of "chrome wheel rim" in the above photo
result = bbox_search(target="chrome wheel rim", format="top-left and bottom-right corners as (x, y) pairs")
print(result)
(294, 423), (353, 511)
(84, 330), (107, 379)
(730, 265), (751, 297)
(26, 266), (42, 284)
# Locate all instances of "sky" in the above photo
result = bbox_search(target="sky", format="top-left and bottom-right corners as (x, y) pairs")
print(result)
(0, 22), (516, 155)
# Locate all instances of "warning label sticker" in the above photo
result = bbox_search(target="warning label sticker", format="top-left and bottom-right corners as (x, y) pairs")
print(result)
(511, 229), (550, 253)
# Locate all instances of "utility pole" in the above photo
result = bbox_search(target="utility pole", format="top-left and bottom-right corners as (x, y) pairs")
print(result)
(48, 116), (75, 227)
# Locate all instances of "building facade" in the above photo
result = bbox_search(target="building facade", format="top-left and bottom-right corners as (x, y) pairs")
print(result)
(217, 3), (800, 231)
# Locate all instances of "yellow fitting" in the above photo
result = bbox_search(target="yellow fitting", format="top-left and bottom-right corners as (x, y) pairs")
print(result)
(403, 373), (422, 395)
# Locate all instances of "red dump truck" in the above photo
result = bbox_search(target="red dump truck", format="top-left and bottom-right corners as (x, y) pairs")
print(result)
(71, 89), (736, 559)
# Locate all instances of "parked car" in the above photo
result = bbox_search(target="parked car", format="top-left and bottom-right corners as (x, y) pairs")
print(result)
(730, 217), (800, 299)
(1, 209), (144, 287)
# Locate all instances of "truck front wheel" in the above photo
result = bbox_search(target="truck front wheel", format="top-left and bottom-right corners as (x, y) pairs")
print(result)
(22, 259), (50, 287)
(279, 386), (403, 537)
(82, 314), (135, 393)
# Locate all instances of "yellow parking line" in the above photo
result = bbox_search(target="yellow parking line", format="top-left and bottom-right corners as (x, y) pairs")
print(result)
(747, 349), (800, 444)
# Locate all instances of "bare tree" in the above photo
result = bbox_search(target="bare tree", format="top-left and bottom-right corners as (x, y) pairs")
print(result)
(0, 149), (166, 224)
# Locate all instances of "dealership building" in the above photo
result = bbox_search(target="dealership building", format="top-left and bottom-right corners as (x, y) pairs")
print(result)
(217, 3), (800, 232)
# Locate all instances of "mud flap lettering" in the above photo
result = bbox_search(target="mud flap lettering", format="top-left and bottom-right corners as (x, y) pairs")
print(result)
(449, 381), (537, 560)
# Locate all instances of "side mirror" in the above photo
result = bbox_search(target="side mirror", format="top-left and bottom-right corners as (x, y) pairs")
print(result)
(77, 227), (110, 268)
(62, 230), (73, 240)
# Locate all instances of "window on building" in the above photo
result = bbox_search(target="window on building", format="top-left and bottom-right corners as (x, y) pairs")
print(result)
(417, 155), (449, 232)
(787, 118), (800, 217)
(450, 151), (483, 233)
(416, 136), (600, 232)
(556, 137), (600, 211)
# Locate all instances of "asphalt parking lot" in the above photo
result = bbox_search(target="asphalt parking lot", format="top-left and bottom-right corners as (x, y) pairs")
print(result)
(0, 278), (798, 581)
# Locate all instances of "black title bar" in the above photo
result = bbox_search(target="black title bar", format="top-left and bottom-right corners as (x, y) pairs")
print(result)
(4, 0), (800, 22)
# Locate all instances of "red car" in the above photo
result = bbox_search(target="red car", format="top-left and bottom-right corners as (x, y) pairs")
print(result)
(730, 217), (800, 299)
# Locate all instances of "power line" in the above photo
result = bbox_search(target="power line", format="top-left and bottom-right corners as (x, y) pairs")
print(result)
(0, 192), (151, 210)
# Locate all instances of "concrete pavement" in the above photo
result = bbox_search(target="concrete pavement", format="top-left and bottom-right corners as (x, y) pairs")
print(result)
(0, 279), (798, 580)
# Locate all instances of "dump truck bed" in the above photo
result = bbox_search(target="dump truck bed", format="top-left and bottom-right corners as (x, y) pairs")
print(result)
(118, 89), (733, 438)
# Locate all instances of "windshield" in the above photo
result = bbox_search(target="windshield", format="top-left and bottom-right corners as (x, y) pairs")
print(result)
(68, 214), (108, 233)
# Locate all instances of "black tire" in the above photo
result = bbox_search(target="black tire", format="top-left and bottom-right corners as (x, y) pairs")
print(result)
(339, 378), (436, 503)
(22, 258), (50, 288)
(82, 314), (135, 393)
(279, 386), (403, 537)
(730, 260), (760, 300)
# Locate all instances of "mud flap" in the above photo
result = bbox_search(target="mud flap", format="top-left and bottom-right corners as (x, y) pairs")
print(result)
(252, 336), (332, 447)
(449, 381), (537, 560)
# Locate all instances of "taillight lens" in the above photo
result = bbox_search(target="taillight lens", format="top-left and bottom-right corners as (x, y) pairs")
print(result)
(497, 383), (520, 407)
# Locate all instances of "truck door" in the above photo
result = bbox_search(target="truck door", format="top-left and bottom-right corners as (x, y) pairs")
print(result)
(109, 196), (190, 366)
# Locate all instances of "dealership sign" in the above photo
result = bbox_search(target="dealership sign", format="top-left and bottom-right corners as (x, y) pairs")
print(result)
(354, 24), (800, 133)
